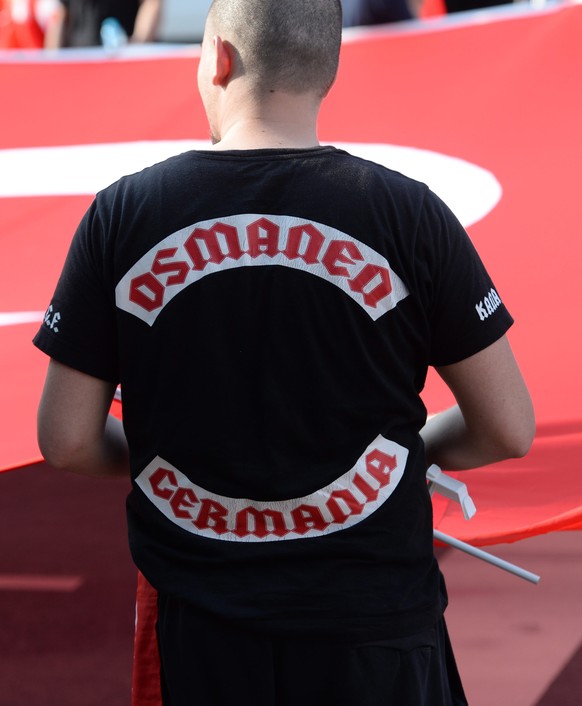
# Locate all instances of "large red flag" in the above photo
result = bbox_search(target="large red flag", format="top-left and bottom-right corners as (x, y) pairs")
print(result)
(1, 4), (581, 547)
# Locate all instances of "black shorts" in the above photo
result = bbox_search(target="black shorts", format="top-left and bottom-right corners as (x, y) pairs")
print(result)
(155, 593), (468, 706)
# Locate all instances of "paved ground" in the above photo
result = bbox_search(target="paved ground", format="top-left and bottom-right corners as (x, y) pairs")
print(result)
(0, 464), (135, 706)
(441, 530), (581, 705)
(0, 463), (580, 705)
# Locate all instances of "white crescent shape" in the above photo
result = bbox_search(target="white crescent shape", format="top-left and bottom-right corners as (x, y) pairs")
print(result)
(0, 140), (501, 228)
(0, 311), (45, 327)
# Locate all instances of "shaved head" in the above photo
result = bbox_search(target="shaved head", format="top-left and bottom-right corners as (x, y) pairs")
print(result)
(207, 0), (342, 97)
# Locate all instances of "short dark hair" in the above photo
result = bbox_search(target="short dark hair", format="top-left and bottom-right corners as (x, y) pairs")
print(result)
(208, 0), (342, 97)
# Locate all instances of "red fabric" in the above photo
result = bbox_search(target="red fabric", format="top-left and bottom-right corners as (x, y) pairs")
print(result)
(132, 572), (162, 706)
(419, 0), (446, 19)
(0, 0), (44, 48)
(432, 428), (582, 545)
(1, 6), (581, 548)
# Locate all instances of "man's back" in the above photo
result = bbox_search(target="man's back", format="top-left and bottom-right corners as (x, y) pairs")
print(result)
(35, 144), (512, 639)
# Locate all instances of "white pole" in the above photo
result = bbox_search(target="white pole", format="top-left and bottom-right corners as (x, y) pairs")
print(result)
(434, 529), (541, 584)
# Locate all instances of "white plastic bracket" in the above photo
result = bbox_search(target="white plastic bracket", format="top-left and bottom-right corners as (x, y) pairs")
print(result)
(426, 464), (477, 520)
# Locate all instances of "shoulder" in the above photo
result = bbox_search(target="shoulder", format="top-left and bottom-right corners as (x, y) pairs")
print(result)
(331, 146), (429, 191)
(92, 150), (208, 222)
(326, 147), (433, 225)
(106, 150), (201, 191)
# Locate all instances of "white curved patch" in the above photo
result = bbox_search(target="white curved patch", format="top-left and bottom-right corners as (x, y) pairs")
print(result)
(0, 311), (44, 327)
(135, 434), (409, 542)
(0, 140), (501, 227)
(115, 213), (410, 324)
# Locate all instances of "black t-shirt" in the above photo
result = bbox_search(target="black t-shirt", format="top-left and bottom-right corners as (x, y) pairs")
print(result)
(61, 0), (139, 46)
(34, 146), (513, 639)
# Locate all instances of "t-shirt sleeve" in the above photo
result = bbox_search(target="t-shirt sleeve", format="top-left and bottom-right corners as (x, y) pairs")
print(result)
(417, 189), (514, 367)
(32, 198), (119, 383)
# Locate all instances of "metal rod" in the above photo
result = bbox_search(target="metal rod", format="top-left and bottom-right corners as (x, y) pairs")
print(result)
(434, 529), (541, 584)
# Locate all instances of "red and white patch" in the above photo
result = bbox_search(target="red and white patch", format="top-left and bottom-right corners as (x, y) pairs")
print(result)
(135, 435), (409, 542)
(115, 213), (410, 324)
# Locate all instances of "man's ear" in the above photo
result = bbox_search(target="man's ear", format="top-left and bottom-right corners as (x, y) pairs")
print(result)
(212, 35), (233, 86)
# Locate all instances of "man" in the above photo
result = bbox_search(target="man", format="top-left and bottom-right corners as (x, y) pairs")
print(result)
(44, 0), (161, 48)
(35, 1), (535, 704)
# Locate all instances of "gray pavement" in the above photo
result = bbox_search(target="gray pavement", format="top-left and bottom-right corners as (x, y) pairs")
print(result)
(442, 531), (582, 705)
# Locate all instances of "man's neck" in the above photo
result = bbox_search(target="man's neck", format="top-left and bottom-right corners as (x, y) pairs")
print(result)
(211, 121), (320, 151)
(209, 90), (322, 151)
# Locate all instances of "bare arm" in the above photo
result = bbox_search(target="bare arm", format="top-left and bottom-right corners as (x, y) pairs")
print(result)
(130, 0), (162, 43)
(37, 359), (129, 478)
(43, 3), (68, 49)
(421, 335), (535, 470)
